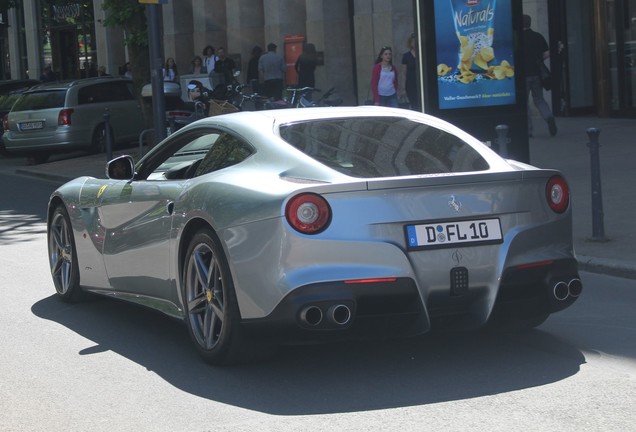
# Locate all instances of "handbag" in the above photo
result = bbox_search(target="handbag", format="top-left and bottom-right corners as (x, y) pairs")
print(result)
(538, 60), (551, 91)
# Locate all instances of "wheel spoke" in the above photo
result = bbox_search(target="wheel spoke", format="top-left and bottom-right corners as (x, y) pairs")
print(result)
(193, 248), (210, 291)
(188, 291), (207, 314)
(60, 260), (71, 291)
(51, 224), (65, 251)
(203, 307), (216, 348)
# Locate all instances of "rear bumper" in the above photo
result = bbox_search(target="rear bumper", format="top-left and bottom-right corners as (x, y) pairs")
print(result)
(241, 278), (427, 343)
(3, 129), (90, 153)
(241, 258), (581, 342)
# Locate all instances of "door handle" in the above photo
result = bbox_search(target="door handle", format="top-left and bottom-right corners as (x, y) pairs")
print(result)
(166, 201), (175, 214)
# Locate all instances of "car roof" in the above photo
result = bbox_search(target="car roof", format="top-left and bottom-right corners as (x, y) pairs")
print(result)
(202, 106), (482, 143)
(193, 106), (512, 172)
(0, 79), (41, 94)
(26, 76), (132, 92)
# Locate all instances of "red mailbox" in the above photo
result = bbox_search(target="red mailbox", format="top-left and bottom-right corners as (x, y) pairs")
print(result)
(284, 34), (305, 86)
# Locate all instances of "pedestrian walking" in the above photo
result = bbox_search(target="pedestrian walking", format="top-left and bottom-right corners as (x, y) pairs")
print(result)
(400, 33), (421, 111)
(522, 14), (557, 137)
(371, 46), (398, 107)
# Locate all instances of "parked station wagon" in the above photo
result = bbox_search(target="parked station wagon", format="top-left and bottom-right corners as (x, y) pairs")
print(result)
(3, 77), (144, 164)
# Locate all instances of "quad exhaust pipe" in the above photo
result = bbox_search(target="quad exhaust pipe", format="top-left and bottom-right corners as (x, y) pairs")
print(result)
(553, 278), (582, 301)
(299, 305), (323, 326)
(299, 303), (352, 327)
(328, 304), (352, 325)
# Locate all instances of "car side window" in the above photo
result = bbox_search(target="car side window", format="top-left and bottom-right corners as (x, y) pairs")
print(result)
(78, 84), (100, 104)
(145, 130), (222, 180)
(142, 128), (254, 181)
(101, 82), (135, 102)
(193, 133), (254, 177)
(78, 82), (134, 105)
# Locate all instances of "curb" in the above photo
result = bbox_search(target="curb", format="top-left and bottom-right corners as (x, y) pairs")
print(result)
(577, 255), (636, 280)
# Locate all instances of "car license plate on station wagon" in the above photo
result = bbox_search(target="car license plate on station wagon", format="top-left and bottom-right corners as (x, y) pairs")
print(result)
(406, 218), (503, 250)
(19, 121), (44, 131)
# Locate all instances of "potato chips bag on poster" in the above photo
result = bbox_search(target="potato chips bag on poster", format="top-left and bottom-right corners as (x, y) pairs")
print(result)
(450, 0), (498, 80)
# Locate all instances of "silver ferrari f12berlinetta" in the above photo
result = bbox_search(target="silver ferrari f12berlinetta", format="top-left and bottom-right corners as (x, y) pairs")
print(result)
(47, 106), (581, 365)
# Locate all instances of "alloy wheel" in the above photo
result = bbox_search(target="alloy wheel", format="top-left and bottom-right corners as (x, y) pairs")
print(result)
(49, 210), (74, 295)
(184, 242), (226, 350)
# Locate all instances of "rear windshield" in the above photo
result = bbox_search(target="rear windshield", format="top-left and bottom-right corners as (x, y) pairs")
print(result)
(11, 90), (66, 112)
(0, 94), (21, 110)
(279, 116), (489, 178)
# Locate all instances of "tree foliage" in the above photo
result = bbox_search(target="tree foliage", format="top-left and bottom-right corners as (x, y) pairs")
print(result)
(102, 0), (152, 127)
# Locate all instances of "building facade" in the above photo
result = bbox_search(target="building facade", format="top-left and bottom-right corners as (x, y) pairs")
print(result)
(2, 0), (634, 117)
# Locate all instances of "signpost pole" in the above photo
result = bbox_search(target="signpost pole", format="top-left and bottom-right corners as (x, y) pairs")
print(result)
(146, 2), (167, 144)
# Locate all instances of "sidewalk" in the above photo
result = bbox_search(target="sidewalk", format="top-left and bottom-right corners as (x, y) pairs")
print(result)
(12, 116), (636, 280)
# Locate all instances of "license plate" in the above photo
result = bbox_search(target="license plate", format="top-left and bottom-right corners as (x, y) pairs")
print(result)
(406, 218), (502, 250)
(19, 121), (44, 131)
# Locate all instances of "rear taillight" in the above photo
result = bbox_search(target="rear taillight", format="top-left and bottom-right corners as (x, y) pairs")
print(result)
(2, 114), (8, 131)
(285, 193), (331, 234)
(58, 108), (74, 126)
(546, 175), (570, 213)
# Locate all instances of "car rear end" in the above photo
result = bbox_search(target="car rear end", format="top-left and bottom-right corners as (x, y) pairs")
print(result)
(232, 110), (580, 340)
(3, 87), (75, 154)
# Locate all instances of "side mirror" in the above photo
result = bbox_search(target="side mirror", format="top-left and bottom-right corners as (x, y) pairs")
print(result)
(106, 155), (135, 180)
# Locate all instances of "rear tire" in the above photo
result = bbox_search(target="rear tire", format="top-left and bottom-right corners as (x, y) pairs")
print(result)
(182, 228), (272, 365)
(48, 205), (83, 302)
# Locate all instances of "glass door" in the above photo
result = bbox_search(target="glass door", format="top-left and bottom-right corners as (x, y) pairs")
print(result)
(609, 0), (636, 114)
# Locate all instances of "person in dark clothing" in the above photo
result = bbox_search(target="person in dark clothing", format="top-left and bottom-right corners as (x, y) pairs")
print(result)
(213, 47), (236, 85)
(400, 33), (421, 111)
(246, 45), (263, 92)
(523, 14), (557, 137)
(295, 43), (317, 88)
(40, 65), (56, 82)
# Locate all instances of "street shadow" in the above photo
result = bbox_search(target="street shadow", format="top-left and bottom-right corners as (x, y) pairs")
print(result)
(32, 294), (587, 415)
(0, 171), (56, 245)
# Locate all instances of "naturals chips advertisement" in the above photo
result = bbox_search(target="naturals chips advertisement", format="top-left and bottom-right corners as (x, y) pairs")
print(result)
(435, 0), (516, 109)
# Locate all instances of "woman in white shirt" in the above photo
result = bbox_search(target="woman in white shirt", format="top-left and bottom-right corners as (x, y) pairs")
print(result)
(202, 46), (217, 77)
(370, 46), (398, 107)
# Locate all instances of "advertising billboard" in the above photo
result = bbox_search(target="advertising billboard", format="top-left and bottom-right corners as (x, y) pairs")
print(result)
(434, 0), (516, 110)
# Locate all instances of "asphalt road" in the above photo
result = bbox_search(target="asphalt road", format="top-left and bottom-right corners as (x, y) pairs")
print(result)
(1, 171), (635, 432)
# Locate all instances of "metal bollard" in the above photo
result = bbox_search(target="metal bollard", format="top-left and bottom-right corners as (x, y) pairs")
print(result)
(586, 128), (606, 241)
(495, 124), (510, 158)
(103, 110), (113, 162)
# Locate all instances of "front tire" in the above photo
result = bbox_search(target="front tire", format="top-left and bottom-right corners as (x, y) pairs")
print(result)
(48, 205), (82, 301)
(182, 229), (253, 365)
